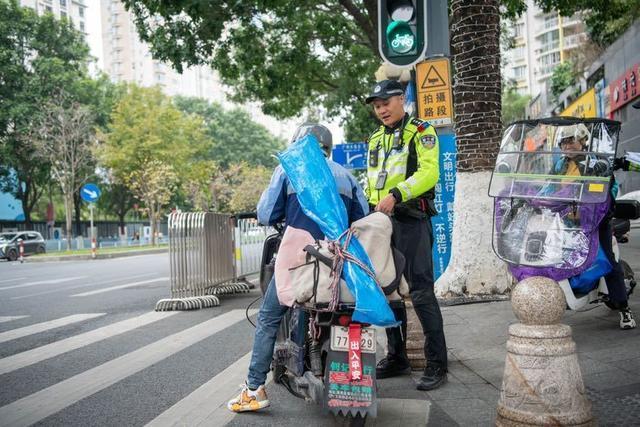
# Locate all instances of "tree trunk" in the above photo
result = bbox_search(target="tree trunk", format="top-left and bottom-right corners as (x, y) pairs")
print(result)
(435, 0), (510, 296)
(64, 193), (73, 251)
(73, 190), (82, 238)
(149, 205), (157, 246)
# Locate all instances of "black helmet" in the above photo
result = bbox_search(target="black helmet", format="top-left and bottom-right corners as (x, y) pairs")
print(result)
(291, 123), (333, 155)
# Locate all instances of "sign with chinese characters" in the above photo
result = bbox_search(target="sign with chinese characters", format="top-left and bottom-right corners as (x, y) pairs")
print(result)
(332, 143), (368, 170)
(561, 88), (597, 118)
(609, 63), (639, 114)
(325, 350), (377, 417)
(416, 58), (454, 127)
(430, 134), (457, 280)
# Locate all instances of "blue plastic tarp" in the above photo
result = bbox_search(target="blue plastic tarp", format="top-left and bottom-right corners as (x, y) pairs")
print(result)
(277, 135), (398, 327)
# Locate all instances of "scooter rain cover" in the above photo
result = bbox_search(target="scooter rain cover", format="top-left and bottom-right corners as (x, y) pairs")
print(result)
(277, 135), (397, 327)
(489, 117), (620, 281)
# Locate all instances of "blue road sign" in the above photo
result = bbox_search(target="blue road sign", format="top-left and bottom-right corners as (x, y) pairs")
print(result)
(81, 183), (101, 203)
(332, 142), (368, 170)
(430, 133), (456, 280)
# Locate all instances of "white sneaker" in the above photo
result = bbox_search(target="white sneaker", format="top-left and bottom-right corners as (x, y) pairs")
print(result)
(620, 308), (637, 330)
(227, 383), (270, 412)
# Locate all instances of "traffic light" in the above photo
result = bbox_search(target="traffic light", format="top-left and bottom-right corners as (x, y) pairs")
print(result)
(377, 0), (427, 67)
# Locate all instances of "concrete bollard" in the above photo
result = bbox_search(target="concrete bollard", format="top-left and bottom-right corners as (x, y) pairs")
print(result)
(496, 276), (593, 426)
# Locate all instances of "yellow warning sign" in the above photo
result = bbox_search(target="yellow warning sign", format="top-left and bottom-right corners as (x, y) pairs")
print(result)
(416, 58), (453, 127)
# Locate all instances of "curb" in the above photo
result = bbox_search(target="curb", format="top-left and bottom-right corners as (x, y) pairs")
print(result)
(26, 248), (168, 262)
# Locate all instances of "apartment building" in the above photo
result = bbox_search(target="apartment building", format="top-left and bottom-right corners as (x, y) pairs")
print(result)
(99, 0), (292, 138)
(21, 0), (88, 34)
(502, 0), (588, 97)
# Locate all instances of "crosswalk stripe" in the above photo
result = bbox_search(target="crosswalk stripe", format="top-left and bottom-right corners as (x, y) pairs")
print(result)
(0, 316), (29, 324)
(0, 314), (105, 344)
(10, 273), (157, 300)
(70, 277), (169, 297)
(146, 352), (273, 427)
(0, 309), (257, 427)
(0, 311), (178, 375)
(0, 277), (26, 284)
(0, 276), (87, 291)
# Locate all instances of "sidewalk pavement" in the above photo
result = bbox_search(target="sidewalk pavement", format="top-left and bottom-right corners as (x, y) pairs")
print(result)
(403, 291), (640, 426)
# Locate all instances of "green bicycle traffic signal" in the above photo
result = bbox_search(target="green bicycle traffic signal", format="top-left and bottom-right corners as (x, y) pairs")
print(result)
(378, 0), (427, 67)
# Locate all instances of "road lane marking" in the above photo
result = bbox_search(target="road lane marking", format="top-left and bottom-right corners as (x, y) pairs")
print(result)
(10, 273), (159, 300)
(0, 276), (88, 291)
(146, 351), (271, 427)
(0, 309), (257, 427)
(0, 316), (29, 324)
(0, 277), (26, 284)
(70, 277), (169, 297)
(0, 311), (178, 375)
(0, 314), (105, 344)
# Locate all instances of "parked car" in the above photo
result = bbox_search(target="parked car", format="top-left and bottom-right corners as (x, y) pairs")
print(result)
(0, 231), (46, 261)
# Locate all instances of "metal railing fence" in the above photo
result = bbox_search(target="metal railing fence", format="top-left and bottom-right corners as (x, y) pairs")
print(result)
(156, 212), (270, 311)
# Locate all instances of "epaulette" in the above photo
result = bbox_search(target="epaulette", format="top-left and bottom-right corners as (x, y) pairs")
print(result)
(410, 117), (431, 132)
(365, 126), (385, 143)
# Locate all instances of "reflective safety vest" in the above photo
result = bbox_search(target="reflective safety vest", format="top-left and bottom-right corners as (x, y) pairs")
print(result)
(366, 116), (440, 207)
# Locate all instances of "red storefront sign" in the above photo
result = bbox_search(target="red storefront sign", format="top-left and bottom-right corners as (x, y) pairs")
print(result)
(609, 63), (639, 114)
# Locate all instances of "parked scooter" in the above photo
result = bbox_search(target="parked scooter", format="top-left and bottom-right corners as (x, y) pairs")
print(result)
(257, 214), (406, 426)
(557, 200), (638, 310)
(489, 117), (640, 312)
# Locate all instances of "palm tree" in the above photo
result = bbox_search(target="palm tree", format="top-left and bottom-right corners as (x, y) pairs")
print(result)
(435, 0), (510, 296)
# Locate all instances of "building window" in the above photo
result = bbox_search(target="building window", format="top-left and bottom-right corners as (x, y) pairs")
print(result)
(79, 21), (85, 32)
(60, 10), (66, 19)
(45, 5), (52, 12)
(514, 66), (526, 79)
(514, 23), (524, 38)
(60, 0), (66, 7)
(79, 6), (84, 18)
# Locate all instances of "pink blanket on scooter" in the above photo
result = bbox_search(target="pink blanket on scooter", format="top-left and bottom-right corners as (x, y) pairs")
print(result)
(274, 225), (316, 306)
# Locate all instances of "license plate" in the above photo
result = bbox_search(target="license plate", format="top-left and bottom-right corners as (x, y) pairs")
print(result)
(330, 325), (376, 353)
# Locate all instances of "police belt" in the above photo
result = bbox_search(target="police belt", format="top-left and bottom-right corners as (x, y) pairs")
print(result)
(370, 195), (437, 219)
(395, 197), (437, 219)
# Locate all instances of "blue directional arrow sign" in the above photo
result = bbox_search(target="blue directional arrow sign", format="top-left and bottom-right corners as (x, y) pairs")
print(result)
(332, 142), (368, 170)
(80, 183), (101, 203)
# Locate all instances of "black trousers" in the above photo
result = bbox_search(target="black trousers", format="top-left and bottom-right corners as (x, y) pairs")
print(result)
(599, 218), (628, 306)
(386, 214), (448, 370)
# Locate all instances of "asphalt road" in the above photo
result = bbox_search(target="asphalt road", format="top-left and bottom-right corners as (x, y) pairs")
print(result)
(0, 230), (638, 427)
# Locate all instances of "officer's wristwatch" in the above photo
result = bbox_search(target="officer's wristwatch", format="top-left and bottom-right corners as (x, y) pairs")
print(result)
(389, 188), (402, 203)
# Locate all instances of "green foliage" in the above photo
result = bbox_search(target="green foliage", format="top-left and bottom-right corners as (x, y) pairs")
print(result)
(0, 0), (93, 224)
(210, 162), (272, 214)
(173, 96), (285, 169)
(99, 85), (213, 218)
(122, 0), (380, 129)
(550, 61), (576, 99)
(501, 0), (639, 47)
(583, 0), (640, 46)
(502, 83), (531, 125)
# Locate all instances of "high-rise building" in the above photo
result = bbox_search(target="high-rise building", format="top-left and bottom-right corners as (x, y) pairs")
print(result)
(502, 1), (589, 98)
(99, 0), (292, 138)
(20, 0), (88, 32)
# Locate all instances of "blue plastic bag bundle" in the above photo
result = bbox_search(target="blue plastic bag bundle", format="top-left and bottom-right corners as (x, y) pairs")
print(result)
(568, 246), (612, 294)
(277, 135), (398, 327)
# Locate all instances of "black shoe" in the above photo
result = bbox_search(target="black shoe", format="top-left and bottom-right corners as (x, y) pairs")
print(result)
(416, 365), (447, 391)
(376, 356), (411, 379)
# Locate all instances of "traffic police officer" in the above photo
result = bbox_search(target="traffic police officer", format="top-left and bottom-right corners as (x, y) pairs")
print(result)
(365, 79), (448, 390)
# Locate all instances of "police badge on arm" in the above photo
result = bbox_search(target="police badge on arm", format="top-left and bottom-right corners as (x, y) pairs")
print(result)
(420, 135), (436, 149)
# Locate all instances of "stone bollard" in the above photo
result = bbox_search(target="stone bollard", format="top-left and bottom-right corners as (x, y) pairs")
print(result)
(496, 276), (593, 426)
(405, 300), (427, 370)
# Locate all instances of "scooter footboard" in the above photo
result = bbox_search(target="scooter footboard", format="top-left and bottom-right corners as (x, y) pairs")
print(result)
(557, 279), (607, 310)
